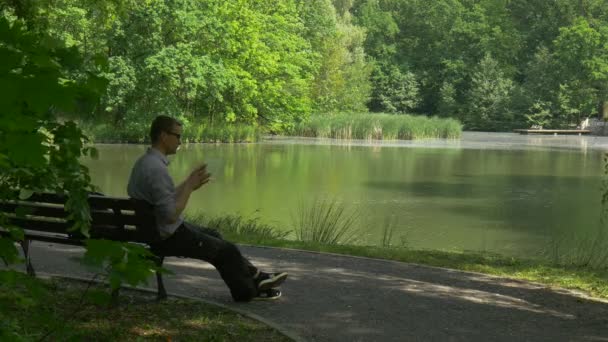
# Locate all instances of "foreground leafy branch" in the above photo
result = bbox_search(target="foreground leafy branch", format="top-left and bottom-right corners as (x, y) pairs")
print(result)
(0, 9), (169, 339)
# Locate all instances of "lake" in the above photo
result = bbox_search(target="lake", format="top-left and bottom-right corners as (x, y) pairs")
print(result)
(85, 132), (608, 260)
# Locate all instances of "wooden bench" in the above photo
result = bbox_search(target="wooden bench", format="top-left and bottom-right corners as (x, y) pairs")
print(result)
(0, 192), (169, 300)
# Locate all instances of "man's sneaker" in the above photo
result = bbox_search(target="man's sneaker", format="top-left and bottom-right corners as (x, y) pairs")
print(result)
(256, 272), (288, 291)
(254, 288), (282, 301)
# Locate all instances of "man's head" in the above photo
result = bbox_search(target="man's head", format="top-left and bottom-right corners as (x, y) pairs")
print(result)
(150, 115), (182, 155)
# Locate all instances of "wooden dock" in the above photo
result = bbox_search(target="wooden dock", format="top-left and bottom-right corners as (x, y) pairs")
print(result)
(513, 129), (591, 135)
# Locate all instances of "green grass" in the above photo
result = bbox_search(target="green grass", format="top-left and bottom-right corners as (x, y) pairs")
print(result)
(380, 216), (398, 248)
(79, 112), (462, 143)
(0, 274), (289, 341)
(80, 120), (262, 143)
(181, 123), (261, 143)
(192, 213), (290, 242)
(292, 198), (360, 245)
(540, 228), (608, 269)
(292, 113), (462, 140)
(187, 213), (608, 301)
(82, 120), (150, 143)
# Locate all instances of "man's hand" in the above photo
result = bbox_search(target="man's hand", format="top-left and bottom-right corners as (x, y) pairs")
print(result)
(188, 164), (211, 191)
(172, 164), (211, 224)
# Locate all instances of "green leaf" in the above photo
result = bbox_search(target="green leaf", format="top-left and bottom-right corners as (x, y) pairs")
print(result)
(0, 48), (22, 73)
(8, 226), (25, 241)
(86, 289), (111, 305)
(18, 189), (34, 200)
(0, 238), (21, 264)
(5, 133), (47, 168)
(109, 274), (121, 290)
(15, 206), (32, 218)
(79, 239), (161, 293)
(0, 270), (19, 286)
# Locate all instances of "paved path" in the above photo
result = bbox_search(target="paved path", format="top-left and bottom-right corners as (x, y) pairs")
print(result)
(18, 242), (608, 341)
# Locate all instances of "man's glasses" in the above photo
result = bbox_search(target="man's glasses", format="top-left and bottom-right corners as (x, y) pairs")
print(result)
(166, 132), (181, 140)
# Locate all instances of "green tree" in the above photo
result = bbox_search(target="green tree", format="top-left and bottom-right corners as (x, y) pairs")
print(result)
(298, 0), (372, 114)
(462, 54), (514, 130)
(0, 10), (103, 249)
(523, 17), (608, 127)
(102, 56), (137, 118)
(371, 64), (419, 113)
(352, 0), (521, 116)
(438, 81), (459, 117)
(37, 0), (317, 131)
(0, 8), (162, 339)
(552, 17), (608, 122)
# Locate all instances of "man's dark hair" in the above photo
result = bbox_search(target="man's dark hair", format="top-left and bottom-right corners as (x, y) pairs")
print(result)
(150, 115), (182, 144)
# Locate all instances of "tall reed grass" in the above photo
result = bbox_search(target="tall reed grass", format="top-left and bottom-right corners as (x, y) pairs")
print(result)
(293, 113), (462, 140)
(82, 121), (149, 143)
(188, 213), (289, 243)
(181, 123), (261, 143)
(540, 228), (608, 268)
(538, 153), (608, 269)
(81, 120), (262, 143)
(380, 216), (396, 248)
(292, 198), (360, 245)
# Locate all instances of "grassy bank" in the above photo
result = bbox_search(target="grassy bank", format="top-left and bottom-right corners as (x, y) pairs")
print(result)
(81, 120), (262, 143)
(191, 213), (608, 300)
(292, 113), (462, 140)
(79, 112), (461, 144)
(0, 274), (289, 341)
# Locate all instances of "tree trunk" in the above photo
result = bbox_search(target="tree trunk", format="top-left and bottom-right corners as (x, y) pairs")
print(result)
(602, 100), (608, 121)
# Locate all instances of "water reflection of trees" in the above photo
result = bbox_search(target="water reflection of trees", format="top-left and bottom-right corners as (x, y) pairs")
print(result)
(86, 143), (604, 259)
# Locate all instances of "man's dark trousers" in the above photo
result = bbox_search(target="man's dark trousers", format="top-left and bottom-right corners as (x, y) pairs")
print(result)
(150, 222), (259, 302)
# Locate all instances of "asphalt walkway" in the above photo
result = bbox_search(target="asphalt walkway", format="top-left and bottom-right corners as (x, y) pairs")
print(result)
(18, 242), (608, 341)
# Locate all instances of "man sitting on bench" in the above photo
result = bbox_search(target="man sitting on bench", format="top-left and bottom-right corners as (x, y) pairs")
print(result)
(127, 115), (287, 301)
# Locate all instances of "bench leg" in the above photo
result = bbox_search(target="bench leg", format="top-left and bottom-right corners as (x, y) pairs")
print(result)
(111, 287), (120, 304)
(20, 239), (36, 277)
(155, 256), (167, 301)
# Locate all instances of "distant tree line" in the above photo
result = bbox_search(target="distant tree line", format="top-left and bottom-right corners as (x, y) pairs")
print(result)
(2, 0), (608, 131)
(352, 0), (608, 130)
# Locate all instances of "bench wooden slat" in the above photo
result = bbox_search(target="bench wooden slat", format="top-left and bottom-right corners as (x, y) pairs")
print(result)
(0, 202), (68, 219)
(0, 204), (152, 228)
(5, 218), (158, 241)
(2, 192), (161, 243)
(90, 227), (153, 243)
(2, 192), (167, 300)
(1, 226), (155, 245)
(2, 194), (151, 213)
(1, 229), (151, 247)
(7, 218), (69, 234)
(26, 235), (84, 246)
(0, 230), (83, 246)
(27, 193), (67, 205)
(88, 196), (140, 211)
(90, 210), (145, 227)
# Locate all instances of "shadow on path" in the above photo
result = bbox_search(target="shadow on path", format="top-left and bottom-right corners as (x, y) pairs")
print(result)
(19, 242), (608, 342)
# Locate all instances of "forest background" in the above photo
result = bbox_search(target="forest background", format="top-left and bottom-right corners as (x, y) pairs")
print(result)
(5, 0), (608, 135)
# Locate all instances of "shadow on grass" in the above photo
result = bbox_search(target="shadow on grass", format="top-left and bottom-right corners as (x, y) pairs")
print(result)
(2, 277), (290, 341)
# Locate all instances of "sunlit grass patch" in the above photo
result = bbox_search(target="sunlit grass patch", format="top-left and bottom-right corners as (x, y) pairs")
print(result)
(0, 276), (290, 341)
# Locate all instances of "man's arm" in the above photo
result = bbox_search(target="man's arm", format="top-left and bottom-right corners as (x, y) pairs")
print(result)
(170, 165), (211, 223)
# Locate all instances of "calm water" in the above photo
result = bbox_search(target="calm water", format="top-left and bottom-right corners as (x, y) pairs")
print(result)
(85, 132), (608, 259)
